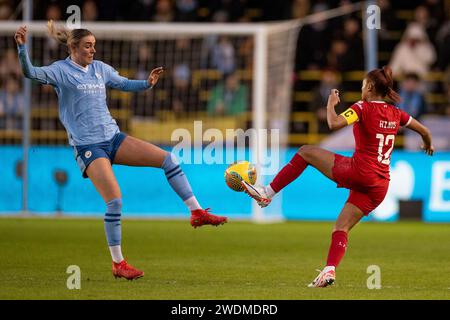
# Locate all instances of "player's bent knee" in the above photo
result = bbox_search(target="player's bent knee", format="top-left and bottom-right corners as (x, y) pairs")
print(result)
(106, 198), (122, 212)
(298, 144), (310, 155)
(298, 145), (316, 159)
(161, 152), (179, 170)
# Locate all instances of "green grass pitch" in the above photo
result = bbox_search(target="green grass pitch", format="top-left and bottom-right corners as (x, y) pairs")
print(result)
(1, 218), (449, 300)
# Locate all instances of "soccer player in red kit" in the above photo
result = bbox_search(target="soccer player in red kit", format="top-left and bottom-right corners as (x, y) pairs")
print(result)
(242, 66), (434, 287)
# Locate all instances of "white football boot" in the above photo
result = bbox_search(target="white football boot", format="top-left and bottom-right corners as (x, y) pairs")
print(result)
(241, 181), (272, 208)
(308, 268), (336, 288)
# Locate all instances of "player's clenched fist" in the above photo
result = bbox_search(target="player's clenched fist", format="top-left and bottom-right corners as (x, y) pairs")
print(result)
(15, 26), (27, 45)
(327, 89), (340, 108)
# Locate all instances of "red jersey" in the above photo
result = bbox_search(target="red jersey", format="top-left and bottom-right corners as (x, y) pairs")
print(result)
(349, 100), (411, 181)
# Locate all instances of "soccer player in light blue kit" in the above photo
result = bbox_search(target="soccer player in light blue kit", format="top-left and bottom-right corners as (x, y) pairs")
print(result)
(15, 22), (227, 280)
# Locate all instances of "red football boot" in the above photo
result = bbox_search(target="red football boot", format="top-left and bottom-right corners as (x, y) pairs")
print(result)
(112, 260), (144, 280)
(190, 208), (228, 228)
(308, 268), (336, 288)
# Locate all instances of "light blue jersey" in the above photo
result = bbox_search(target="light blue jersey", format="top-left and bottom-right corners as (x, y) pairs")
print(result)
(17, 44), (150, 146)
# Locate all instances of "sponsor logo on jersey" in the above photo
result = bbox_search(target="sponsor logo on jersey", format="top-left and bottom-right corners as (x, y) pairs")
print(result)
(76, 83), (105, 90)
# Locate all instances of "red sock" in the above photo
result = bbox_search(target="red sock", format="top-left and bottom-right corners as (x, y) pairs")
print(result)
(326, 231), (348, 267)
(269, 153), (308, 193)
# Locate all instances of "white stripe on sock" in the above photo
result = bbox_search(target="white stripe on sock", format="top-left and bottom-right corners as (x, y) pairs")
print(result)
(184, 196), (201, 211)
(109, 245), (124, 263)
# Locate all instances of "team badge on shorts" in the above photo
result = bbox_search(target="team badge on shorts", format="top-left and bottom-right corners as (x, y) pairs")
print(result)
(85, 150), (92, 159)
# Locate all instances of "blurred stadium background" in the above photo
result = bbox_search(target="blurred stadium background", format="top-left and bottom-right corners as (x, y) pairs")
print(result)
(0, 0), (450, 223)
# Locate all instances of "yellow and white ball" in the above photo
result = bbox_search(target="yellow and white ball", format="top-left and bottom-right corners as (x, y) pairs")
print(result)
(224, 161), (257, 192)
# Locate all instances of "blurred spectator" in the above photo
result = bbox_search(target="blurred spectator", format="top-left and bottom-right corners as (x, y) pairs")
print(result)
(170, 62), (194, 113)
(436, 16), (450, 71)
(0, 74), (23, 131)
(236, 37), (253, 70)
(389, 23), (436, 78)
(413, 6), (432, 36)
(309, 69), (342, 132)
(377, 0), (400, 50)
(375, 0), (396, 27)
(326, 39), (348, 72)
(209, 0), (245, 22)
(82, 0), (99, 22)
(339, 17), (364, 71)
(111, 0), (152, 21)
(413, 5), (441, 49)
(211, 36), (235, 75)
(422, 0), (446, 30)
(175, 0), (198, 22)
(445, 83), (450, 117)
(43, 4), (62, 66)
(0, 48), (22, 84)
(444, 68), (450, 116)
(153, 0), (175, 22)
(199, 9), (235, 69)
(397, 73), (427, 119)
(286, 0), (310, 19)
(295, 2), (332, 70)
(169, 38), (196, 113)
(210, 9), (228, 23)
(135, 43), (153, 81)
(174, 38), (193, 62)
(0, 1), (12, 20)
(260, 0), (290, 21)
(46, 2), (62, 20)
(207, 72), (248, 116)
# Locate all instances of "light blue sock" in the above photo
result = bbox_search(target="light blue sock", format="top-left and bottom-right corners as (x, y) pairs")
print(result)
(162, 153), (194, 201)
(104, 198), (122, 246)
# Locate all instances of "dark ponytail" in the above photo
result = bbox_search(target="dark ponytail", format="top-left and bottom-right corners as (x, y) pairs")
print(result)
(366, 66), (402, 104)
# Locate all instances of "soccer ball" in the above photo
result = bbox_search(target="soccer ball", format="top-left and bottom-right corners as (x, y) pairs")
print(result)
(224, 160), (257, 192)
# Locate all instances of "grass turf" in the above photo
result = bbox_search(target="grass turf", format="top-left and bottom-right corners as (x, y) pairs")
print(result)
(0, 218), (449, 300)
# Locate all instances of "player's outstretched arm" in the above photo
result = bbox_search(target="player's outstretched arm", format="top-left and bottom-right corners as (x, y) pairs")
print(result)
(406, 118), (434, 156)
(326, 89), (348, 131)
(14, 25), (59, 85)
(106, 65), (164, 91)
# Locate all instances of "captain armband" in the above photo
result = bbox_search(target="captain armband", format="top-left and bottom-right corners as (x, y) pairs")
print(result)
(340, 108), (359, 125)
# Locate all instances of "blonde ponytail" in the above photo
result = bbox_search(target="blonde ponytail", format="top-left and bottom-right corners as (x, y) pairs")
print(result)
(47, 20), (70, 45)
(46, 20), (94, 54)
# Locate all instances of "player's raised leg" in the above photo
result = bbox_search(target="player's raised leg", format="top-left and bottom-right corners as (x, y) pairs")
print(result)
(114, 135), (227, 228)
(308, 202), (364, 288)
(86, 157), (144, 280)
(242, 145), (336, 207)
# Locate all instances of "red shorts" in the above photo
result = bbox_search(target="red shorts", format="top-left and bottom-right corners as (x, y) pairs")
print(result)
(331, 154), (389, 216)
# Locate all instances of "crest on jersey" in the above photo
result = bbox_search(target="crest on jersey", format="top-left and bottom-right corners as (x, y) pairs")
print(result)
(85, 151), (92, 159)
